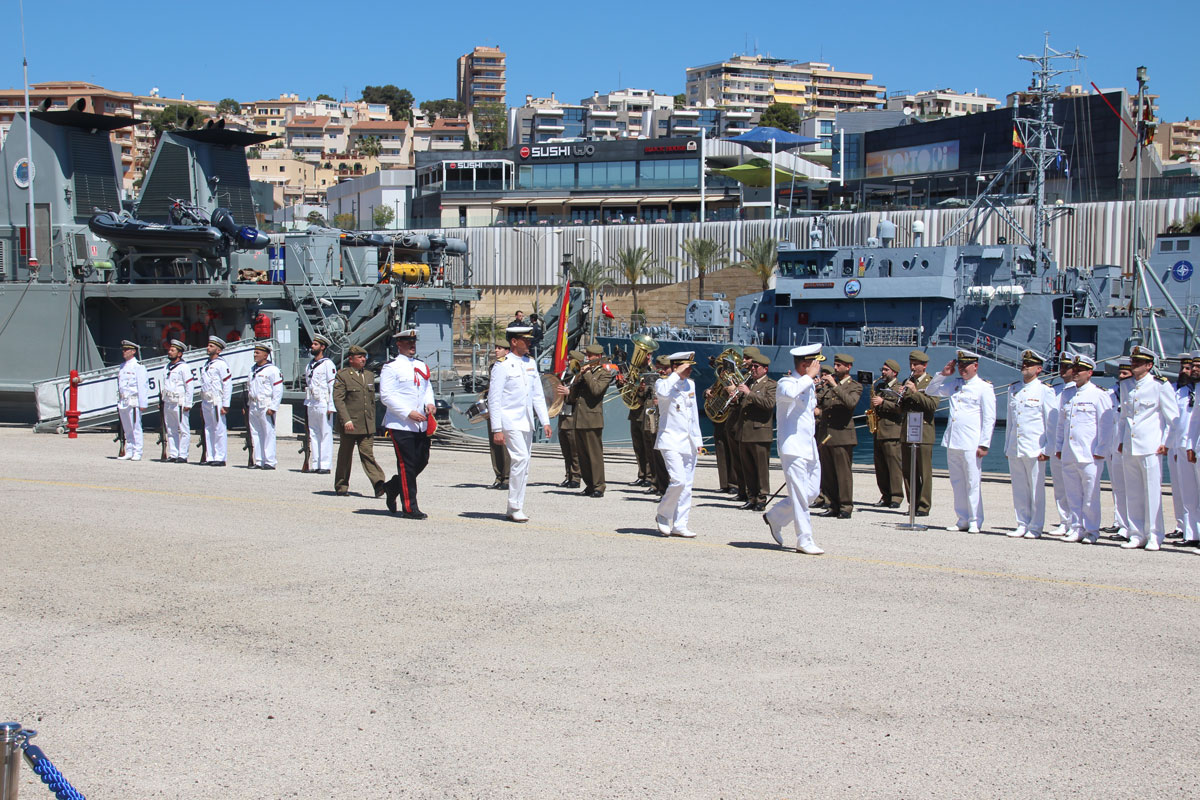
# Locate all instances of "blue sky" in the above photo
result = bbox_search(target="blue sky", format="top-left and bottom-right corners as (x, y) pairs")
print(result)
(9, 0), (1198, 122)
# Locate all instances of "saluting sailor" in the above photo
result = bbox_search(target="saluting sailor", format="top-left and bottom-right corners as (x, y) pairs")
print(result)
(1181, 351), (1200, 547)
(763, 344), (826, 555)
(380, 329), (435, 520)
(116, 340), (149, 461)
(1117, 346), (1180, 550)
(200, 335), (232, 466)
(1046, 352), (1076, 535)
(653, 350), (703, 538)
(1054, 354), (1114, 544)
(1105, 357), (1133, 539)
(304, 334), (338, 475)
(1167, 353), (1196, 543)
(927, 349), (996, 533)
(160, 339), (195, 463)
(1004, 349), (1054, 538)
(246, 342), (284, 470)
(489, 325), (551, 523)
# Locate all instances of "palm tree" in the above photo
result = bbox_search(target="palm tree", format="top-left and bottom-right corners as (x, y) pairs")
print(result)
(569, 257), (615, 298)
(468, 316), (505, 346)
(673, 238), (730, 298)
(354, 136), (382, 158)
(611, 246), (668, 322)
(736, 237), (778, 291)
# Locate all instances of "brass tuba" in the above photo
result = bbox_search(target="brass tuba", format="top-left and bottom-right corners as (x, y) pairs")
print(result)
(703, 347), (747, 423)
(618, 333), (659, 410)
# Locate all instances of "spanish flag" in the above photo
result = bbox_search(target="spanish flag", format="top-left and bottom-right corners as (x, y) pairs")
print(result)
(551, 285), (571, 375)
(1012, 125), (1026, 150)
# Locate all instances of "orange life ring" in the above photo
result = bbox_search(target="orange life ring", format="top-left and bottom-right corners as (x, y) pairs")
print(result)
(160, 321), (185, 347)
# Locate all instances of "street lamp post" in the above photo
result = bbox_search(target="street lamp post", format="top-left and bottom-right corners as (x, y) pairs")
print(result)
(576, 236), (607, 340)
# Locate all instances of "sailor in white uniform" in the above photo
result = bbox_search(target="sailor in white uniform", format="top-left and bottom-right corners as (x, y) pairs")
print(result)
(927, 349), (997, 533)
(200, 335), (232, 465)
(380, 329), (436, 519)
(488, 326), (551, 523)
(653, 351), (703, 538)
(1182, 351), (1200, 548)
(1004, 349), (1055, 538)
(1054, 355), (1114, 543)
(304, 334), (338, 474)
(116, 340), (149, 461)
(160, 338), (195, 462)
(1105, 358), (1133, 538)
(1046, 352), (1076, 535)
(763, 344), (825, 555)
(246, 342), (284, 469)
(1117, 346), (1179, 550)
(1167, 353), (1196, 542)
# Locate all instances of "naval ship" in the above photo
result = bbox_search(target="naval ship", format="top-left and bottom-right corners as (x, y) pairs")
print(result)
(0, 99), (479, 431)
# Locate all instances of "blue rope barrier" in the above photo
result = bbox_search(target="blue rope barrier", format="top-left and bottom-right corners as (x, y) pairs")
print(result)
(22, 744), (86, 800)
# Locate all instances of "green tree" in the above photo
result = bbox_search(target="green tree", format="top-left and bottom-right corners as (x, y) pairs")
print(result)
(611, 246), (668, 322)
(372, 204), (395, 229)
(306, 210), (327, 227)
(333, 212), (356, 230)
(759, 102), (800, 133)
(673, 93), (686, 109)
(673, 238), (729, 298)
(361, 85), (414, 121)
(315, 93), (336, 102)
(736, 237), (778, 291)
(145, 103), (203, 137)
(467, 316), (504, 346)
(420, 98), (468, 120)
(354, 135), (382, 158)
(474, 102), (508, 150)
(569, 257), (615, 298)
(216, 98), (241, 115)
(247, 147), (261, 160)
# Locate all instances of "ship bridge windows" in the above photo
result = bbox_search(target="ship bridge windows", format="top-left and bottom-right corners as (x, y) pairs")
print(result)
(1178, 240), (1191, 252)
(1161, 241), (1174, 252)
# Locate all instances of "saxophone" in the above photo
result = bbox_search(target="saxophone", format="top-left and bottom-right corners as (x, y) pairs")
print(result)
(866, 380), (879, 434)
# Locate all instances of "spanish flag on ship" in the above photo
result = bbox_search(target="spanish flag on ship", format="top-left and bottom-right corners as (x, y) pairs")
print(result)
(551, 285), (570, 375)
(1012, 125), (1026, 150)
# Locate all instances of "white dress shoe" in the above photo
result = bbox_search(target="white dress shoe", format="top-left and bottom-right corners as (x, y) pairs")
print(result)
(129, 455), (141, 461)
(506, 510), (529, 523)
(655, 515), (672, 537)
(797, 541), (825, 555)
(763, 513), (784, 547)
(1063, 530), (1083, 543)
(117, 452), (132, 460)
(945, 524), (966, 532)
(671, 528), (697, 538)
(1007, 526), (1026, 538)
(1080, 531), (1099, 544)
(967, 524), (981, 534)
(1145, 538), (1161, 551)
(1120, 536), (1144, 549)
(1024, 530), (1042, 539)
(1049, 524), (1066, 536)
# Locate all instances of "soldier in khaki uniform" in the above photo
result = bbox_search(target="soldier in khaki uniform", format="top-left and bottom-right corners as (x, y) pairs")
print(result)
(569, 343), (615, 497)
(622, 363), (654, 487)
(555, 349), (585, 489)
(725, 345), (761, 503)
(817, 353), (862, 518)
(733, 352), (777, 511)
(870, 358), (905, 507)
(707, 356), (742, 494)
(332, 345), (387, 497)
(487, 340), (512, 490)
(645, 355), (671, 495)
(899, 350), (937, 516)
(812, 365), (835, 509)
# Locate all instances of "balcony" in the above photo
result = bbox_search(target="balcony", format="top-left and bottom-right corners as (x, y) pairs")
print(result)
(536, 121), (565, 131)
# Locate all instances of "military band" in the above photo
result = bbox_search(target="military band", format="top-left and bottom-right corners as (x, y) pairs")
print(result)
(732, 352), (776, 512)
(898, 351), (936, 517)
(869, 359), (904, 508)
(817, 354), (862, 519)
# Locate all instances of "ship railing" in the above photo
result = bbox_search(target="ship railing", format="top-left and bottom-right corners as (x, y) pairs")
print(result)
(934, 326), (1027, 368)
(859, 326), (921, 347)
(597, 317), (732, 344)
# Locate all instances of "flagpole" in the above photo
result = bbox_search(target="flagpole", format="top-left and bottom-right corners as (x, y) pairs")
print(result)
(699, 132), (706, 224)
(770, 137), (776, 221)
(19, 0), (37, 278)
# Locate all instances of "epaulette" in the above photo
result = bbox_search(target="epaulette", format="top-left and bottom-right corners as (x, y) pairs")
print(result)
(1155, 375), (1168, 382)
(983, 379), (992, 384)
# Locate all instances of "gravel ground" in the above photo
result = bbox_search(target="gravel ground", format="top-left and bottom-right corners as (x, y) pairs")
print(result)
(1, 427), (1197, 799)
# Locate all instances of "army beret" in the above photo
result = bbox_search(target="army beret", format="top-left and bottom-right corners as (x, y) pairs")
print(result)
(584, 343), (604, 356)
(493, 340), (511, 351)
(908, 350), (929, 364)
(347, 345), (368, 356)
(749, 353), (770, 367)
(834, 353), (854, 365)
(884, 359), (901, 373)
(568, 349), (586, 361)
(820, 365), (833, 375)
(742, 346), (762, 359)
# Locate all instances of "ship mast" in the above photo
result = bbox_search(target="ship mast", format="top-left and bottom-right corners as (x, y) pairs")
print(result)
(1015, 33), (1083, 268)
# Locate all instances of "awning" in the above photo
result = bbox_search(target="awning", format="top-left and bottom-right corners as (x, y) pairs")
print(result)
(710, 158), (834, 187)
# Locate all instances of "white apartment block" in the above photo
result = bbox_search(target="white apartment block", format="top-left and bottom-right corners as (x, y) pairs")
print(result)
(685, 55), (884, 116)
(885, 88), (999, 118)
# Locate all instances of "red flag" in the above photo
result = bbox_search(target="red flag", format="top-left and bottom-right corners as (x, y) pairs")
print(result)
(1012, 125), (1026, 150)
(601, 302), (615, 319)
(552, 286), (571, 375)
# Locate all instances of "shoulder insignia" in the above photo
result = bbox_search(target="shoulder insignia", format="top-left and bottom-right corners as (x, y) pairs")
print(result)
(983, 379), (992, 384)
(1155, 375), (1167, 382)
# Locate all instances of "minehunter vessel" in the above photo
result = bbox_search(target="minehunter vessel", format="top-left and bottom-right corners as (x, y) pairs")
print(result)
(0, 100), (478, 431)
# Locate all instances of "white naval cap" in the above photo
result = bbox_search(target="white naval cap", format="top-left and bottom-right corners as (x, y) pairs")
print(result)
(120, 339), (139, 350)
(955, 349), (981, 363)
(1130, 345), (1157, 363)
(1073, 354), (1096, 370)
(789, 344), (826, 361)
(505, 325), (534, 340)
(1117, 356), (1132, 368)
(208, 335), (226, 350)
(1191, 350), (1200, 361)
(666, 350), (696, 364)
(1020, 348), (1046, 365)
(393, 328), (418, 340)
(312, 334), (332, 347)
(168, 339), (187, 351)
(253, 342), (272, 354)
(1060, 350), (1076, 365)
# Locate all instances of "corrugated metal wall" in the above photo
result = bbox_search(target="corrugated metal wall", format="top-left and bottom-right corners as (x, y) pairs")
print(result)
(433, 197), (1200, 288)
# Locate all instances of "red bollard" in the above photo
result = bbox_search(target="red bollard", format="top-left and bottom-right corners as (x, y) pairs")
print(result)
(66, 370), (80, 439)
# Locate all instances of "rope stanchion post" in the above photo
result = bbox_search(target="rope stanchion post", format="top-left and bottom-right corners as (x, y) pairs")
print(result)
(2, 722), (22, 800)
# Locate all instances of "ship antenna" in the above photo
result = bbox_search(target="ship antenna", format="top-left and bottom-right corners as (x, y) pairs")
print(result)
(19, 0), (38, 280)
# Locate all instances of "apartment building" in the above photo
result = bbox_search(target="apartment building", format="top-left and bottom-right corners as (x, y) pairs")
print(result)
(285, 115), (349, 162)
(685, 55), (884, 115)
(884, 88), (999, 118)
(0, 82), (138, 187)
(1160, 119), (1200, 162)
(413, 117), (473, 153)
(456, 46), (507, 109)
(348, 120), (412, 167)
(509, 93), (757, 145)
